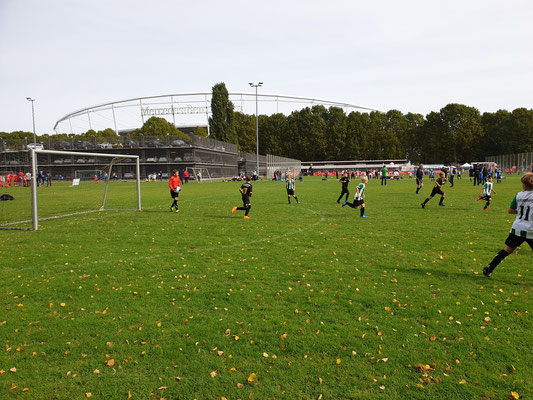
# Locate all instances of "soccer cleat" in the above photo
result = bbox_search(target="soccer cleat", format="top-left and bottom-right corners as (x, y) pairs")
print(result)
(175, 209), (179, 213)
(170, 206), (174, 212)
(482, 266), (491, 278)
(231, 207), (237, 214)
(243, 216), (250, 219)
(342, 201), (348, 207)
(336, 200), (340, 204)
(483, 208), (488, 211)
(438, 204), (445, 207)
(476, 196), (482, 201)
(360, 215), (369, 218)
(421, 203), (425, 209)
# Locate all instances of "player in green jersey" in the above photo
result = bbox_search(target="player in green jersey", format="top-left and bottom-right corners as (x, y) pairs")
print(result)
(483, 173), (533, 277)
(342, 176), (368, 217)
(286, 174), (300, 204)
(477, 176), (496, 210)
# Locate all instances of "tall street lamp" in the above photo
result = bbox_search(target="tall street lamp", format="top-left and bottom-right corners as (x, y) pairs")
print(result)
(26, 97), (37, 145)
(249, 82), (263, 178)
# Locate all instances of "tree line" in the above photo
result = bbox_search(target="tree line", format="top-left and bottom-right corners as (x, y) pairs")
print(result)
(2, 83), (532, 163)
(209, 83), (533, 164)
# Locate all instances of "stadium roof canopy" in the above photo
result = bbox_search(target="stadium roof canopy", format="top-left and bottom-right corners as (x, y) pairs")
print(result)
(54, 92), (383, 134)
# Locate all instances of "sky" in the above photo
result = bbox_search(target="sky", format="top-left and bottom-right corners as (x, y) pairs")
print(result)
(1, 0), (532, 134)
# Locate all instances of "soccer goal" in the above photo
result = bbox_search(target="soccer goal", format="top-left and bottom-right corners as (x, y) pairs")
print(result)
(188, 167), (212, 182)
(0, 149), (141, 231)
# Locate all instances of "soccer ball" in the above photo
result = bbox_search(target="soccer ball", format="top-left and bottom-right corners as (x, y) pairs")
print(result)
(174, 187), (181, 193)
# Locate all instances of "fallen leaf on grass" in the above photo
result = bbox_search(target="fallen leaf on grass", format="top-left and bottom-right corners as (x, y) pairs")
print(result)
(415, 364), (431, 374)
(510, 392), (520, 399)
(458, 379), (467, 384)
(247, 373), (256, 383)
(106, 359), (115, 367)
(85, 393), (92, 398)
(10, 367), (17, 373)
(210, 371), (217, 378)
(93, 369), (100, 375)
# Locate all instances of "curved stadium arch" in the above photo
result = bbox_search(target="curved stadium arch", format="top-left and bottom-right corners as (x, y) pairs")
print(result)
(53, 92), (382, 134)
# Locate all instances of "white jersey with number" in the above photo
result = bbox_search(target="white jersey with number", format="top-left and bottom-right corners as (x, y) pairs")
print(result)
(483, 182), (493, 196)
(509, 190), (533, 239)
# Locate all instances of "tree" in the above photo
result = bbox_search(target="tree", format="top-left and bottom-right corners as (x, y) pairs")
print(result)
(233, 112), (256, 153)
(325, 107), (348, 160)
(438, 103), (483, 164)
(209, 82), (237, 144)
(138, 116), (189, 141)
(193, 126), (208, 137)
(259, 113), (288, 157)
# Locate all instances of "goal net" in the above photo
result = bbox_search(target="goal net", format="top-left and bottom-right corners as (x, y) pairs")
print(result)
(0, 149), (141, 230)
(188, 167), (212, 182)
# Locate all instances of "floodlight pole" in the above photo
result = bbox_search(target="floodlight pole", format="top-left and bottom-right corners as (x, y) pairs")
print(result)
(249, 82), (263, 177)
(26, 97), (37, 144)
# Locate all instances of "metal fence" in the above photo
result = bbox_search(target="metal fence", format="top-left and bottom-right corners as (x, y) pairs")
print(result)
(485, 152), (533, 172)
(266, 154), (302, 179)
(240, 153), (267, 176)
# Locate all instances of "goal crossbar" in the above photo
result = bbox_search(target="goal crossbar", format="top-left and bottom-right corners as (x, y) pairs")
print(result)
(28, 149), (141, 231)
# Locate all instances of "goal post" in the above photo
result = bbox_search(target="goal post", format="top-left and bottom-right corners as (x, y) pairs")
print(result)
(20, 149), (142, 231)
(188, 167), (212, 182)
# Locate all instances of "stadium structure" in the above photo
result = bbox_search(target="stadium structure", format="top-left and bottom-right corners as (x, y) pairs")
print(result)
(2, 92), (381, 180)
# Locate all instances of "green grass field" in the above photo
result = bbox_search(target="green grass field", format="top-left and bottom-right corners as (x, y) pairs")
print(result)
(0, 176), (531, 399)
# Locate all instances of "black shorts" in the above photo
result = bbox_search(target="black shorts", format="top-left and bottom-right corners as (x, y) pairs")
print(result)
(505, 233), (533, 250)
(353, 199), (364, 207)
(430, 187), (444, 197)
(287, 189), (295, 196)
(170, 189), (180, 199)
(416, 178), (423, 186)
(481, 195), (491, 201)
(242, 197), (251, 207)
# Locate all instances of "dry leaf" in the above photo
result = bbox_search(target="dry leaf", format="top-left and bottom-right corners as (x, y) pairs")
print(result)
(210, 370), (218, 378)
(106, 359), (115, 367)
(336, 358), (341, 365)
(85, 393), (92, 398)
(247, 372), (257, 383)
(158, 386), (167, 390)
(511, 392), (520, 399)
(263, 352), (269, 358)
(22, 388), (29, 392)
(93, 369), (100, 374)
(237, 383), (244, 388)
(458, 379), (467, 384)
(9, 367), (16, 373)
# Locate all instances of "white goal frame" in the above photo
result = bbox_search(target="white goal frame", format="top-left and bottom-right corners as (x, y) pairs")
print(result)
(30, 149), (141, 231)
(188, 167), (212, 182)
